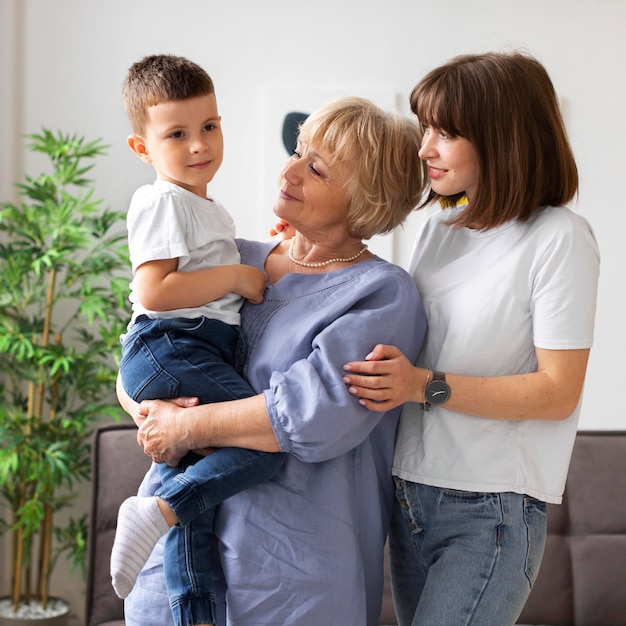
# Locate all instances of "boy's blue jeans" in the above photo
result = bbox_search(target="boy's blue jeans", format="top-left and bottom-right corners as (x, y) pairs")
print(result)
(120, 315), (286, 626)
(389, 479), (547, 626)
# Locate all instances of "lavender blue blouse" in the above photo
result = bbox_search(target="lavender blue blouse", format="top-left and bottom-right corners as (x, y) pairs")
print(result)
(124, 240), (426, 626)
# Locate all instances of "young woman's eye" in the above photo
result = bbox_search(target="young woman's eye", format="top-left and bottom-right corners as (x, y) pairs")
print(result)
(439, 131), (451, 140)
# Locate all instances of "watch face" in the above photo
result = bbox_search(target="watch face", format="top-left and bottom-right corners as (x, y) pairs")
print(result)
(425, 379), (451, 405)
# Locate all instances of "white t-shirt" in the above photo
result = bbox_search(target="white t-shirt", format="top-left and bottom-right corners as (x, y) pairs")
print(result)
(126, 179), (243, 327)
(394, 204), (600, 504)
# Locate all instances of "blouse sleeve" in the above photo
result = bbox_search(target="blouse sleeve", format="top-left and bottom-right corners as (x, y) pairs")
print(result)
(265, 267), (427, 463)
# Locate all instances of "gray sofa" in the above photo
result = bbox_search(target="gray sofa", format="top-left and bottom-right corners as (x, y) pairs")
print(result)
(86, 426), (626, 626)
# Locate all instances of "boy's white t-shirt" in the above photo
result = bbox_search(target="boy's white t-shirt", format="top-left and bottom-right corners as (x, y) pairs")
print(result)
(126, 179), (243, 327)
(394, 205), (600, 504)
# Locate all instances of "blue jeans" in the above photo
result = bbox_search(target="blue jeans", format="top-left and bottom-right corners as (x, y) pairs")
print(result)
(120, 316), (286, 626)
(389, 479), (547, 626)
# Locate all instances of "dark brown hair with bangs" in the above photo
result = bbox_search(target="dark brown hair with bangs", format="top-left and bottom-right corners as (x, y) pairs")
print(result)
(410, 51), (578, 229)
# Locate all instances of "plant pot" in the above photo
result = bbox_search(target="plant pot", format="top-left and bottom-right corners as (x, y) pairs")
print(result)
(0, 598), (69, 626)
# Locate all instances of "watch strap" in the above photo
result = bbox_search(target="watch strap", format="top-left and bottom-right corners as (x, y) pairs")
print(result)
(431, 370), (446, 384)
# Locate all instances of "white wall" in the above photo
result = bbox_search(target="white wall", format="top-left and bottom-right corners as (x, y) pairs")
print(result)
(1, 0), (624, 620)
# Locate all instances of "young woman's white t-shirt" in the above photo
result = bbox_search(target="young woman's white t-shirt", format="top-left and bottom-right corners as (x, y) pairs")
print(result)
(394, 204), (600, 504)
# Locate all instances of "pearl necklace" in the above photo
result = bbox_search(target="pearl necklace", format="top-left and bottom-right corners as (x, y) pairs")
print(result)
(288, 238), (368, 268)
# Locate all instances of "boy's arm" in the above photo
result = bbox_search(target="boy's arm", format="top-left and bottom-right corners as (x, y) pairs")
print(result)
(135, 258), (267, 311)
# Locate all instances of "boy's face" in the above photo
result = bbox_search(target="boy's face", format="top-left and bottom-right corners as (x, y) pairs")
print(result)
(128, 93), (223, 198)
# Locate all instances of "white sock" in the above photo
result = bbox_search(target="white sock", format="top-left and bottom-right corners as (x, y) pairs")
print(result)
(110, 496), (171, 598)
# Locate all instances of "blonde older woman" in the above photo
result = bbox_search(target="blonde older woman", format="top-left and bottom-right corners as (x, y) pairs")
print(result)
(120, 97), (428, 626)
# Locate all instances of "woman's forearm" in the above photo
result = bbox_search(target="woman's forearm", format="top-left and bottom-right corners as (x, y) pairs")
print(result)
(117, 373), (280, 464)
(136, 394), (281, 466)
(178, 394), (280, 451)
(344, 345), (590, 421)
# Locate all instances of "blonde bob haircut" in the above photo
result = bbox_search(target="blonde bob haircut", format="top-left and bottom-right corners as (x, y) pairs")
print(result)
(410, 51), (578, 229)
(297, 97), (427, 240)
(123, 54), (215, 134)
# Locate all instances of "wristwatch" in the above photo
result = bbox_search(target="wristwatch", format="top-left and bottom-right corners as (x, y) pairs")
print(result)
(422, 370), (451, 411)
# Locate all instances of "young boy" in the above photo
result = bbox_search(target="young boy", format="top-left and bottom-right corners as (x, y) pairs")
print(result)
(110, 54), (286, 626)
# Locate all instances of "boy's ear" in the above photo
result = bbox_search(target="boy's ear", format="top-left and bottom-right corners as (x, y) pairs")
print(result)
(127, 134), (152, 163)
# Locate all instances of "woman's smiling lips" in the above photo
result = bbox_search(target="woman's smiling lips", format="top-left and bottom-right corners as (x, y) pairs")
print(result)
(279, 188), (297, 201)
(428, 166), (447, 179)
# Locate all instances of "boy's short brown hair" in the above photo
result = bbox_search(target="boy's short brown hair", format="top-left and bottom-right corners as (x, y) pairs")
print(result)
(123, 54), (214, 134)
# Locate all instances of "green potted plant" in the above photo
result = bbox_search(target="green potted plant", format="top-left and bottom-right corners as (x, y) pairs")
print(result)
(0, 130), (129, 624)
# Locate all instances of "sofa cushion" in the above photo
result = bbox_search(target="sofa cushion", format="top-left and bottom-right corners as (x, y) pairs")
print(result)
(566, 434), (626, 535)
(571, 535), (626, 626)
(567, 433), (626, 625)
(87, 428), (626, 626)
(518, 432), (626, 625)
(85, 423), (151, 626)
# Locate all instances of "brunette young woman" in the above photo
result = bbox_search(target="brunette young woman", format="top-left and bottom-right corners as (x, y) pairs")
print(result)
(343, 51), (600, 626)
